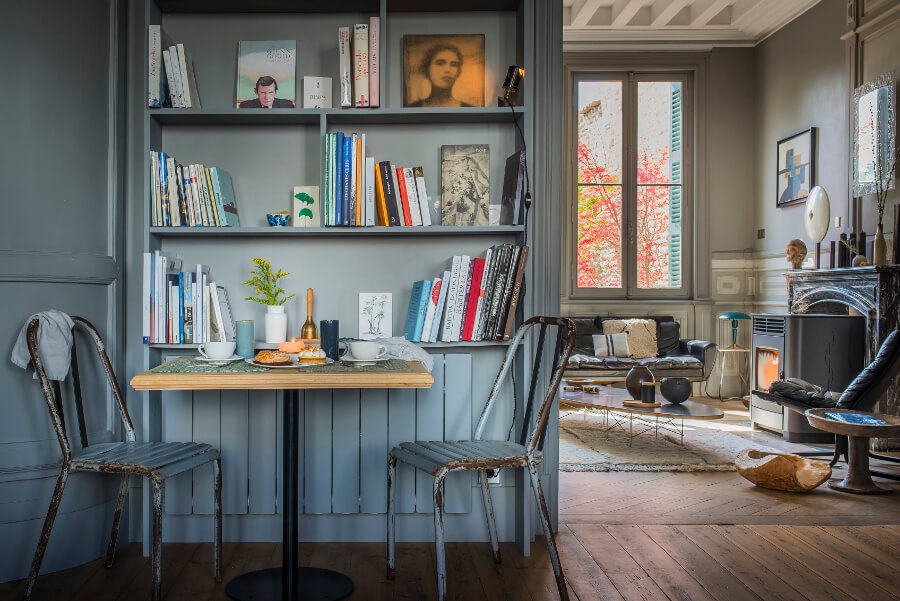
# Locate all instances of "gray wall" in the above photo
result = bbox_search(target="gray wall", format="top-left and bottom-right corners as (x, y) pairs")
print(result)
(0, 0), (125, 582)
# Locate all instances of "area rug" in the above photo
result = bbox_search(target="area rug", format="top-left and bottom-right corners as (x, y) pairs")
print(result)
(559, 412), (782, 472)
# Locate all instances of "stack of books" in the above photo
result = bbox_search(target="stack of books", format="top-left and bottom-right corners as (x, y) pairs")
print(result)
(338, 18), (379, 108)
(142, 252), (235, 344)
(403, 244), (528, 343)
(150, 152), (240, 227)
(323, 132), (432, 227)
(148, 25), (201, 108)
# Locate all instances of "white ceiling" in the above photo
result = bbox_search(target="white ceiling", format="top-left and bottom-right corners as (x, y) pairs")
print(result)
(563, 0), (823, 47)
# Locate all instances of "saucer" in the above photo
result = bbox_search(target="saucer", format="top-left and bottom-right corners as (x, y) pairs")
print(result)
(247, 358), (334, 369)
(196, 355), (243, 364)
(341, 356), (390, 364)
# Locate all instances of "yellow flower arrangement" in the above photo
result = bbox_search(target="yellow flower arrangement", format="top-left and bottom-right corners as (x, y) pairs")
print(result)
(243, 257), (295, 306)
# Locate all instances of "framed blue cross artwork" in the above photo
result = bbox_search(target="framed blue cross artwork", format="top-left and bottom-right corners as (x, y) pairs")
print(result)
(776, 127), (816, 207)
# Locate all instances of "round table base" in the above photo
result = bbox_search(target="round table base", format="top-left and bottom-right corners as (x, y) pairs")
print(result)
(827, 478), (893, 495)
(225, 567), (354, 601)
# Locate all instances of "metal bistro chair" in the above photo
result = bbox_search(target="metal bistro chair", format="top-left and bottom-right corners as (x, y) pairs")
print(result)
(387, 316), (576, 601)
(23, 316), (222, 601)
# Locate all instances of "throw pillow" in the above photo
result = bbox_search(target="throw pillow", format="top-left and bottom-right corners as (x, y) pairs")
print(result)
(592, 333), (630, 358)
(603, 319), (657, 359)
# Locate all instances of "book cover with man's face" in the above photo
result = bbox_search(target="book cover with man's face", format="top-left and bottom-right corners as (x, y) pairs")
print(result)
(236, 40), (297, 108)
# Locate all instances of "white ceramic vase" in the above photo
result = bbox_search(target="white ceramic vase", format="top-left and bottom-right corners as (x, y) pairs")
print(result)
(265, 304), (287, 343)
(873, 224), (887, 267)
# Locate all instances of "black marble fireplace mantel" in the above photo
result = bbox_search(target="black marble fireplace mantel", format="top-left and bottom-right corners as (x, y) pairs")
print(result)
(784, 266), (900, 449)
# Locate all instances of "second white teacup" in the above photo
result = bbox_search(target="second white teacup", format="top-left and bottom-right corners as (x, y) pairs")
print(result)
(349, 341), (387, 361)
(199, 341), (236, 360)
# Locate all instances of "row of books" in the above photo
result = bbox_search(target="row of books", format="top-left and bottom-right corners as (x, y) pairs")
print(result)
(403, 244), (529, 343)
(323, 132), (432, 227)
(338, 19), (380, 108)
(142, 252), (235, 344)
(150, 152), (240, 227)
(148, 26), (200, 108)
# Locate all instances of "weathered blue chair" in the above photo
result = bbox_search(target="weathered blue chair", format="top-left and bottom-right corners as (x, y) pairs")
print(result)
(387, 316), (576, 601)
(23, 316), (222, 601)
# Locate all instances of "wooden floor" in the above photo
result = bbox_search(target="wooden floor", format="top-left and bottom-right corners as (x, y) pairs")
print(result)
(5, 401), (900, 601)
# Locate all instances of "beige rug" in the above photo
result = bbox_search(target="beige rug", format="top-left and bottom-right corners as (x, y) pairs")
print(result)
(559, 411), (783, 472)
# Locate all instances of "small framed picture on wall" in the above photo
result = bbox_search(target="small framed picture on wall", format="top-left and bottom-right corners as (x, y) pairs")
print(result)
(776, 127), (816, 208)
(403, 34), (485, 108)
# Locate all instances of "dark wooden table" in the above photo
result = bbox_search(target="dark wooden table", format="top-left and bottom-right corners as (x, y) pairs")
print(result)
(805, 408), (900, 495)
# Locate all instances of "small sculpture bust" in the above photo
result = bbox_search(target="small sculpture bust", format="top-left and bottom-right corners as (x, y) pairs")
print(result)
(786, 238), (808, 269)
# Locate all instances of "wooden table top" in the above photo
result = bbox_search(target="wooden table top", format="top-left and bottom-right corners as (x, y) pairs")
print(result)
(561, 387), (724, 420)
(805, 408), (900, 438)
(130, 360), (434, 391)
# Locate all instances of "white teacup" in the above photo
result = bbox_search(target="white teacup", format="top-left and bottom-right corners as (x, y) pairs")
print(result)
(199, 341), (236, 360)
(349, 341), (387, 361)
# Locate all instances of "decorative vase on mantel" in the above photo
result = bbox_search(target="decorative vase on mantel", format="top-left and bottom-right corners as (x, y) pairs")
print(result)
(265, 304), (287, 343)
(873, 224), (887, 267)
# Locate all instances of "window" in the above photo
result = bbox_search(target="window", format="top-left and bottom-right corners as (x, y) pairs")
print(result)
(570, 72), (691, 298)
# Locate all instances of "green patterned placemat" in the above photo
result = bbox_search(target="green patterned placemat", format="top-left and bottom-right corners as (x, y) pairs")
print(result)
(302, 358), (412, 373)
(152, 358), (268, 373)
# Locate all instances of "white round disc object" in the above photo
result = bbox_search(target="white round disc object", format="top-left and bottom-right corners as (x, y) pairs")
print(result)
(805, 186), (830, 243)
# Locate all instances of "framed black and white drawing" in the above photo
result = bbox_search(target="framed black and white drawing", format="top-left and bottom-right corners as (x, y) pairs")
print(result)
(776, 127), (815, 208)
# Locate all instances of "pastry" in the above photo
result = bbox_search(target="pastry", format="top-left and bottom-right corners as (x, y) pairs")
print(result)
(297, 346), (327, 364)
(254, 350), (292, 366)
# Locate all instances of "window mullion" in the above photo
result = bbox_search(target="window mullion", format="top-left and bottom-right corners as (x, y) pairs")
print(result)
(625, 73), (638, 298)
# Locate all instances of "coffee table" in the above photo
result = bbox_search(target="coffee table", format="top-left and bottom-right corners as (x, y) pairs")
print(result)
(560, 384), (723, 445)
(805, 408), (900, 495)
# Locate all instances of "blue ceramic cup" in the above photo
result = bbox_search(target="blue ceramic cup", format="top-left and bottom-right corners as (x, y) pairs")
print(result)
(236, 320), (255, 359)
(320, 320), (340, 361)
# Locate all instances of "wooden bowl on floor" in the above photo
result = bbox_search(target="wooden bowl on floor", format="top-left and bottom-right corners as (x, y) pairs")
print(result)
(735, 449), (831, 492)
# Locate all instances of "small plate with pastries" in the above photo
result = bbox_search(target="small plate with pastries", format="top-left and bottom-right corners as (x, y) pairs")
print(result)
(248, 348), (333, 368)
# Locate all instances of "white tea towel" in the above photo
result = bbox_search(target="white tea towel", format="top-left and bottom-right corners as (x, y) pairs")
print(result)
(374, 337), (434, 373)
(11, 310), (75, 381)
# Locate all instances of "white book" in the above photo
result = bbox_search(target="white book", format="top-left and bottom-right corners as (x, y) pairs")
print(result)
(451, 255), (471, 342)
(182, 46), (201, 108)
(161, 48), (180, 107)
(368, 16), (380, 108)
(472, 248), (493, 341)
(190, 165), (204, 226)
(148, 25), (162, 107)
(176, 44), (193, 108)
(168, 45), (185, 107)
(430, 270), (451, 343)
(413, 166), (431, 226)
(365, 157), (376, 226)
(155, 251), (163, 342)
(338, 27), (352, 108)
(440, 256), (462, 342)
(420, 277), (442, 343)
(402, 167), (422, 226)
(352, 24), (369, 107)
(303, 76), (332, 108)
(165, 157), (178, 226)
(143, 252), (152, 343)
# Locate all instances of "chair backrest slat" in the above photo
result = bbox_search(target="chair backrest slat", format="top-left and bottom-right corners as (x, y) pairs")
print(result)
(519, 322), (547, 446)
(70, 340), (90, 448)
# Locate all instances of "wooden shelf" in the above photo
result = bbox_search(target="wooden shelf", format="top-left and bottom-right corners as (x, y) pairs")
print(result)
(150, 106), (525, 126)
(150, 225), (525, 237)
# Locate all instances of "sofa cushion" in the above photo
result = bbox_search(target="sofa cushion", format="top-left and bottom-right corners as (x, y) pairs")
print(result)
(657, 321), (681, 356)
(567, 354), (638, 370)
(637, 356), (703, 370)
(603, 319), (657, 359)
(592, 333), (630, 357)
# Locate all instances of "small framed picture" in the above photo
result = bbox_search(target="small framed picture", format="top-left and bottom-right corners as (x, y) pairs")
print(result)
(776, 127), (815, 207)
(359, 293), (392, 339)
(403, 34), (485, 108)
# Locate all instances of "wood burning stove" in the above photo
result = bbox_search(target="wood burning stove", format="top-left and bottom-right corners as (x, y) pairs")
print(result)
(750, 313), (865, 442)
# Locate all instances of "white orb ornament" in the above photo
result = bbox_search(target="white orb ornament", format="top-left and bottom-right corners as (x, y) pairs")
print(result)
(805, 186), (830, 244)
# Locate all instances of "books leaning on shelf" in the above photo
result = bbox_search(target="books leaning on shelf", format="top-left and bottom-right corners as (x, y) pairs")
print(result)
(322, 132), (432, 227)
(142, 252), (235, 344)
(148, 25), (201, 109)
(149, 151), (240, 227)
(338, 17), (380, 109)
(404, 244), (529, 343)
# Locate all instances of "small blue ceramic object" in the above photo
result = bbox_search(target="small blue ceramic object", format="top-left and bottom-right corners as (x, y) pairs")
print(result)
(266, 213), (290, 227)
(660, 377), (691, 404)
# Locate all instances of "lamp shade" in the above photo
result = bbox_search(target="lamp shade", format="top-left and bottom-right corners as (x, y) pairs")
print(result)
(717, 312), (750, 320)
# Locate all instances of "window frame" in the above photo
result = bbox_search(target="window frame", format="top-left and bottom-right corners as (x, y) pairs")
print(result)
(564, 62), (697, 302)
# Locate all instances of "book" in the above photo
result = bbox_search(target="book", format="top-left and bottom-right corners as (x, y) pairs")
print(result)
(349, 133), (357, 225)
(210, 168), (240, 226)
(236, 40), (297, 108)
(168, 45), (186, 108)
(485, 245), (510, 340)
(142, 253), (152, 343)
(378, 161), (401, 226)
(396, 167), (413, 226)
(462, 258), (485, 340)
(176, 43), (200, 108)
(374, 165), (389, 226)
(824, 412), (888, 425)
(403, 167), (422, 226)
(352, 24), (369, 107)
(188, 165), (206, 225)
(303, 76), (332, 108)
(204, 167), (221, 226)
(403, 280), (431, 342)
(471, 247), (493, 340)
(342, 136), (352, 225)
(183, 272), (193, 343)
(429, 270), (451, 343)
(501, 245), (528, 340)
(368, 17), (380, 108)
(440, 256), (461, 342)
(161, 48), (180, 107)
(413, 167), (431, 226)
(389, 166), (404, 226)
(150, 153), (159, 225)
(493, 246), (521, 339)
(357, 135), (364, 225)
(441, 144), (490, 226)
(335, 131), (345, 225)
(420, 277), (442, 343)
(338, 27), (352, 108)
(458, 258), (476, 340)
(293, 186), (320, 227)
(500, 150), (526, 225)
(365, 157), (376, 226)
(215, 284), (236, 342)
(208, 283), (222, 342)
(148, 25), (163, 107)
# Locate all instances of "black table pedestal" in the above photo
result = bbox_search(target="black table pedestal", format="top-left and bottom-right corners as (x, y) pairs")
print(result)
(226, 389), (355, 601)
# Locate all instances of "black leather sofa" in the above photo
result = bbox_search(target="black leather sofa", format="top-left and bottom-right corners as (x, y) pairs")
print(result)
(564, 316), (717, 382)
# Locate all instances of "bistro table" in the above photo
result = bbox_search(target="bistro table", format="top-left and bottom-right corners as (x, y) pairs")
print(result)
(131, 358), (433, 601)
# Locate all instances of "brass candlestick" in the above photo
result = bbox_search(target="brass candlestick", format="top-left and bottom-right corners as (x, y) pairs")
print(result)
(301, 288), (318, 339)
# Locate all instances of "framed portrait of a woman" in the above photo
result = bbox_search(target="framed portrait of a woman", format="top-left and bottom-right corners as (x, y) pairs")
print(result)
(403, 34), (485, 108)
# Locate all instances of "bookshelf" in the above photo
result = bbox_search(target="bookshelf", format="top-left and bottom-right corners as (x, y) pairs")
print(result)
(129, 0), (557, 553)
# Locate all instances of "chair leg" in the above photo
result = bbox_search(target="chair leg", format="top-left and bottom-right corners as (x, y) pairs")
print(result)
(213, 456), (223, 583)
(24, 467), (69, 601)
(105, 474), (129, 568)
(386, 456), (397, 580)
(151, 478), (165, 601)
(527, 461), (569, 601)
(433, 472), (447, 601)
(479, 471), (501, 564)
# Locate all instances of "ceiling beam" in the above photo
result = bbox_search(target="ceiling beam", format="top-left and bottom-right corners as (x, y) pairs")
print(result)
(650, 0), (691, 27)
(611, 0), (643, 27)
(690, 0), (735, 26)
(570, 0), (604, 27)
